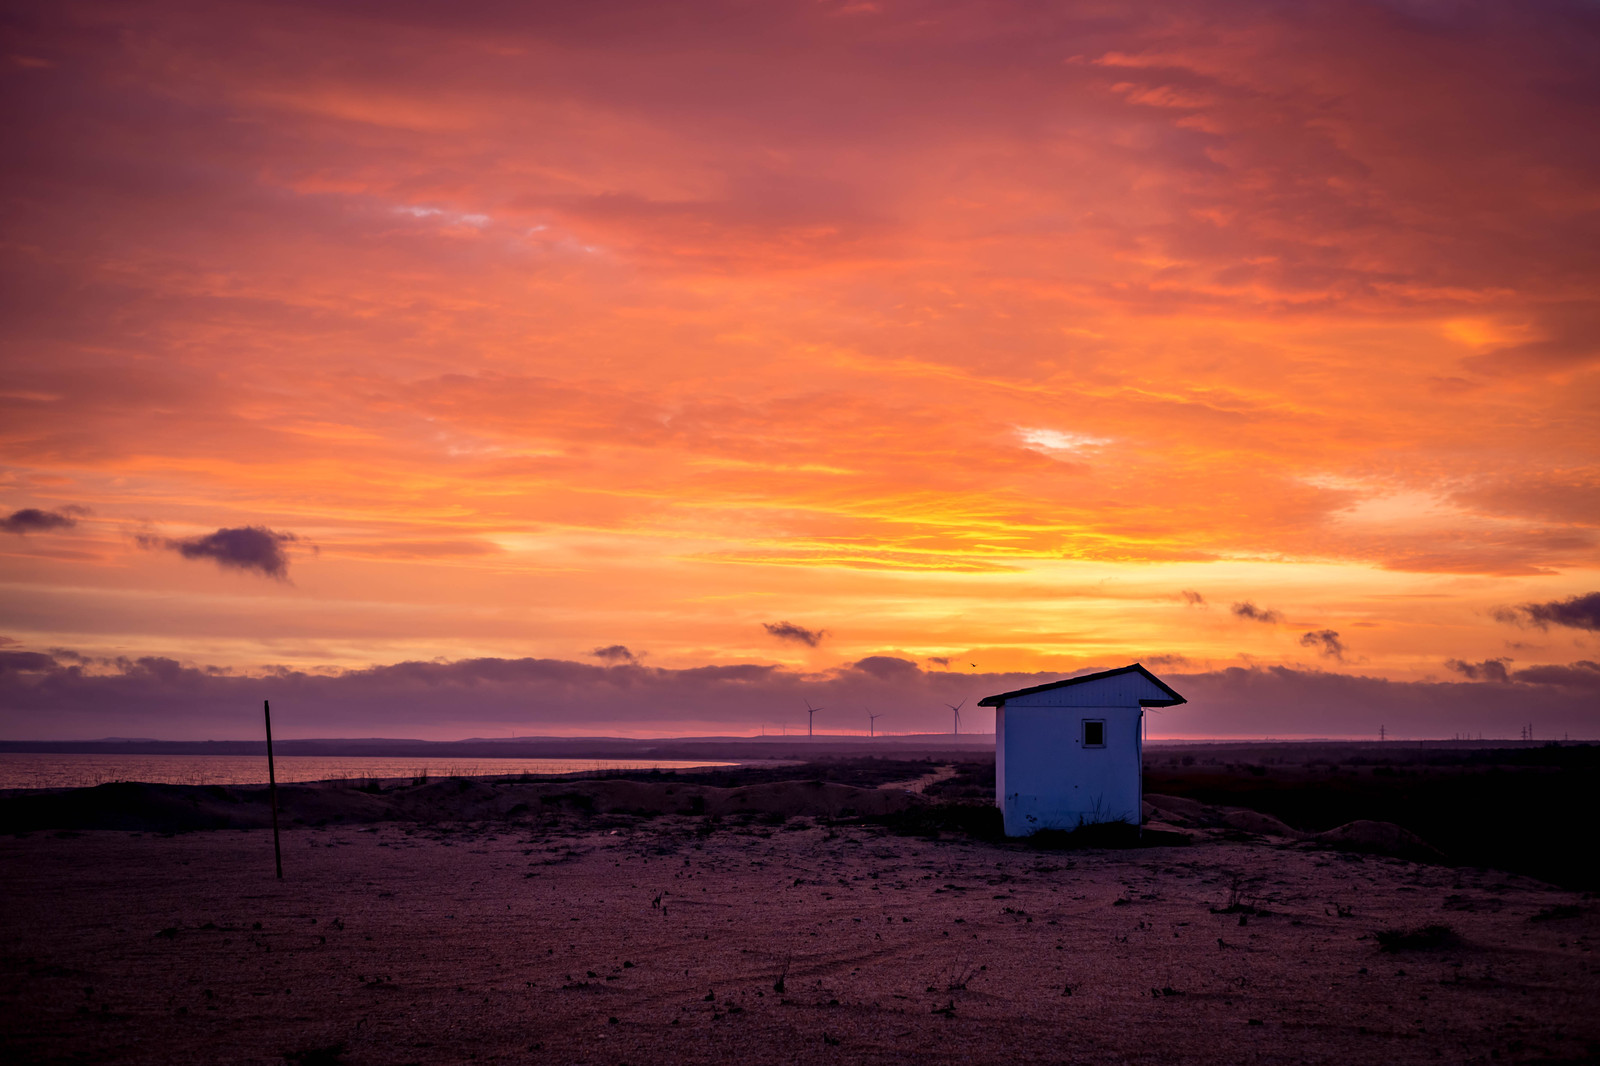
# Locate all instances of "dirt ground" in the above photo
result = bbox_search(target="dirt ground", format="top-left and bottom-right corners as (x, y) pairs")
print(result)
(2, 814), (1596, 1065)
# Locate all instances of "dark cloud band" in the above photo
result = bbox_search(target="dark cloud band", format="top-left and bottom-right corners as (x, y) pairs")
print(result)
(4, 650), (1600, 741)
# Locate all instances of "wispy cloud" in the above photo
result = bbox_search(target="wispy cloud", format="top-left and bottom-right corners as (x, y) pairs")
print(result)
(1298, 629), (1344, 661)
(763, 621), (827, 647)
(1231, 601), (1282, 624)
(1146, 653), (1193, 668)
(1016, 428), (1111, 457)
(394, 205), (491, 227)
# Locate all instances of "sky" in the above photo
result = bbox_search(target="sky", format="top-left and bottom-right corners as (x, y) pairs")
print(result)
(1, 0), (1597, 740)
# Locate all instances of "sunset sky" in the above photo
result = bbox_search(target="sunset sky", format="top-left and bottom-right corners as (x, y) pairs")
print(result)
(2, 1), (1597, 740)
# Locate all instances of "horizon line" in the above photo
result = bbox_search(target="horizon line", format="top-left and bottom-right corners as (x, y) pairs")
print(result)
(1, 734), (1591, 746)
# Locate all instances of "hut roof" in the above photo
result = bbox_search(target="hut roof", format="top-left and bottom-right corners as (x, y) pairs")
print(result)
(977, 663), (1187, 708)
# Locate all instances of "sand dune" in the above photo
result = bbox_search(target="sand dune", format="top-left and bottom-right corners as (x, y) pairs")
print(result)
(1309, 820), (1445, 862)
(4, 779), (1439, 861)
(0, 777), (923, 835)
(1141, 792), (1451, 861)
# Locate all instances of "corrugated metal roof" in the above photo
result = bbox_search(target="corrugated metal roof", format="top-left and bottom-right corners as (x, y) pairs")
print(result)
(976, 663), (1186, 708)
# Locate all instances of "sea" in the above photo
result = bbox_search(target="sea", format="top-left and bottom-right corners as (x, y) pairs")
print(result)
(0, 753), (737, 791)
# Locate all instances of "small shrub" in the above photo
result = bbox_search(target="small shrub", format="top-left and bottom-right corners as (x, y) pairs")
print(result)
(1375, 924), (1458, 952)
(944, 961), (981, 991)
(773, 954), (790, 993)
(538, 792), (595, 813)
(1211, 873), (1261, 915)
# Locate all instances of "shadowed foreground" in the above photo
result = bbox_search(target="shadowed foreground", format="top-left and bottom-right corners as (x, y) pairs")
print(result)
(2, 808), (1596, 1065)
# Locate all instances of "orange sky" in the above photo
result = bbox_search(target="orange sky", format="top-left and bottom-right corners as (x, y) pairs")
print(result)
(2, 1), (1597, 738)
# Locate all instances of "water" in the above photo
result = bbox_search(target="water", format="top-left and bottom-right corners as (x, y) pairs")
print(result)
(0, 753), (737, 791)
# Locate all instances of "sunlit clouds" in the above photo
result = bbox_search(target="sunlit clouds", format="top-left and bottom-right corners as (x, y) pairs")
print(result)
(1, 1), (1597, 737)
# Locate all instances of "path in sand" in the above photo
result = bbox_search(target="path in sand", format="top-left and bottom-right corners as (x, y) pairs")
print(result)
(877, 763), (959, 793)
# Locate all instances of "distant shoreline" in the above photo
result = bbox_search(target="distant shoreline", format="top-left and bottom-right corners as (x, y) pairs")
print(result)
(0, 735), (999, 759)
(0, 735), (1586, 759)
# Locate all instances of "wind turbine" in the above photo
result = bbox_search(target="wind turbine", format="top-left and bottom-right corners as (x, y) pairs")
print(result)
(867, 711), (882, 738)
(945, 698), (966, 735)
(804, 699), (824, 737)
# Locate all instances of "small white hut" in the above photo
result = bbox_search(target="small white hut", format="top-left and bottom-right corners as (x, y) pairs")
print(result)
(978, 663), (1186, 837)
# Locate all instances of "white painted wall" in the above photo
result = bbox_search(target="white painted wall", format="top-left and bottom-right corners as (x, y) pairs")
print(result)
(996, 704), (1143, 835)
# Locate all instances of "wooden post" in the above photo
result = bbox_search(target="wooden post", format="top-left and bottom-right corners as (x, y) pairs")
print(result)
(264, 699), (283, 880)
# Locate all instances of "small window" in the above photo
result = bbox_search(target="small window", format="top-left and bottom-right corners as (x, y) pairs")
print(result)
(1082, 719), (1106, 747)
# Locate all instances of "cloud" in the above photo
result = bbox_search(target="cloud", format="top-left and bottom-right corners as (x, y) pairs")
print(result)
(1181, 590), (1206, 606)
(1231, 601), (1282, 624)
(847, 655), (921, 680)
(334, 539), (504, 560)
(763, 621), (827, 647)
(0, 650), (58, 671)
(1146, 653), (1193, 668)
(925, 655), (952, 666)
(1495, 592), (1600, 632)
(1509, 661), (1600, 690)
(1468, 303), (1600, 373)
(1445, 657), (1511, 683)
(5, 651), (1600, 742)
(590, 645), (637, 663)
(1297, 629), (1345, 660)
(1162, 663), (1600, 738)
(140, 526), (300, 579)
(1016, 427), (1110, 458)
(1450, 472), (1600, 526)
(1, 507), (80, 534)
(394, 204), (492, 228)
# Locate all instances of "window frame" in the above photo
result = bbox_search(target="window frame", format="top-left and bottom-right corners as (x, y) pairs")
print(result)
(1082, 718), (1107, 748)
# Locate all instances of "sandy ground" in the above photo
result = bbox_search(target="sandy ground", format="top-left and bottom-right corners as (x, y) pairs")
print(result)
(876, 766), (958, 794)
(2, 812), (1597, 1066)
